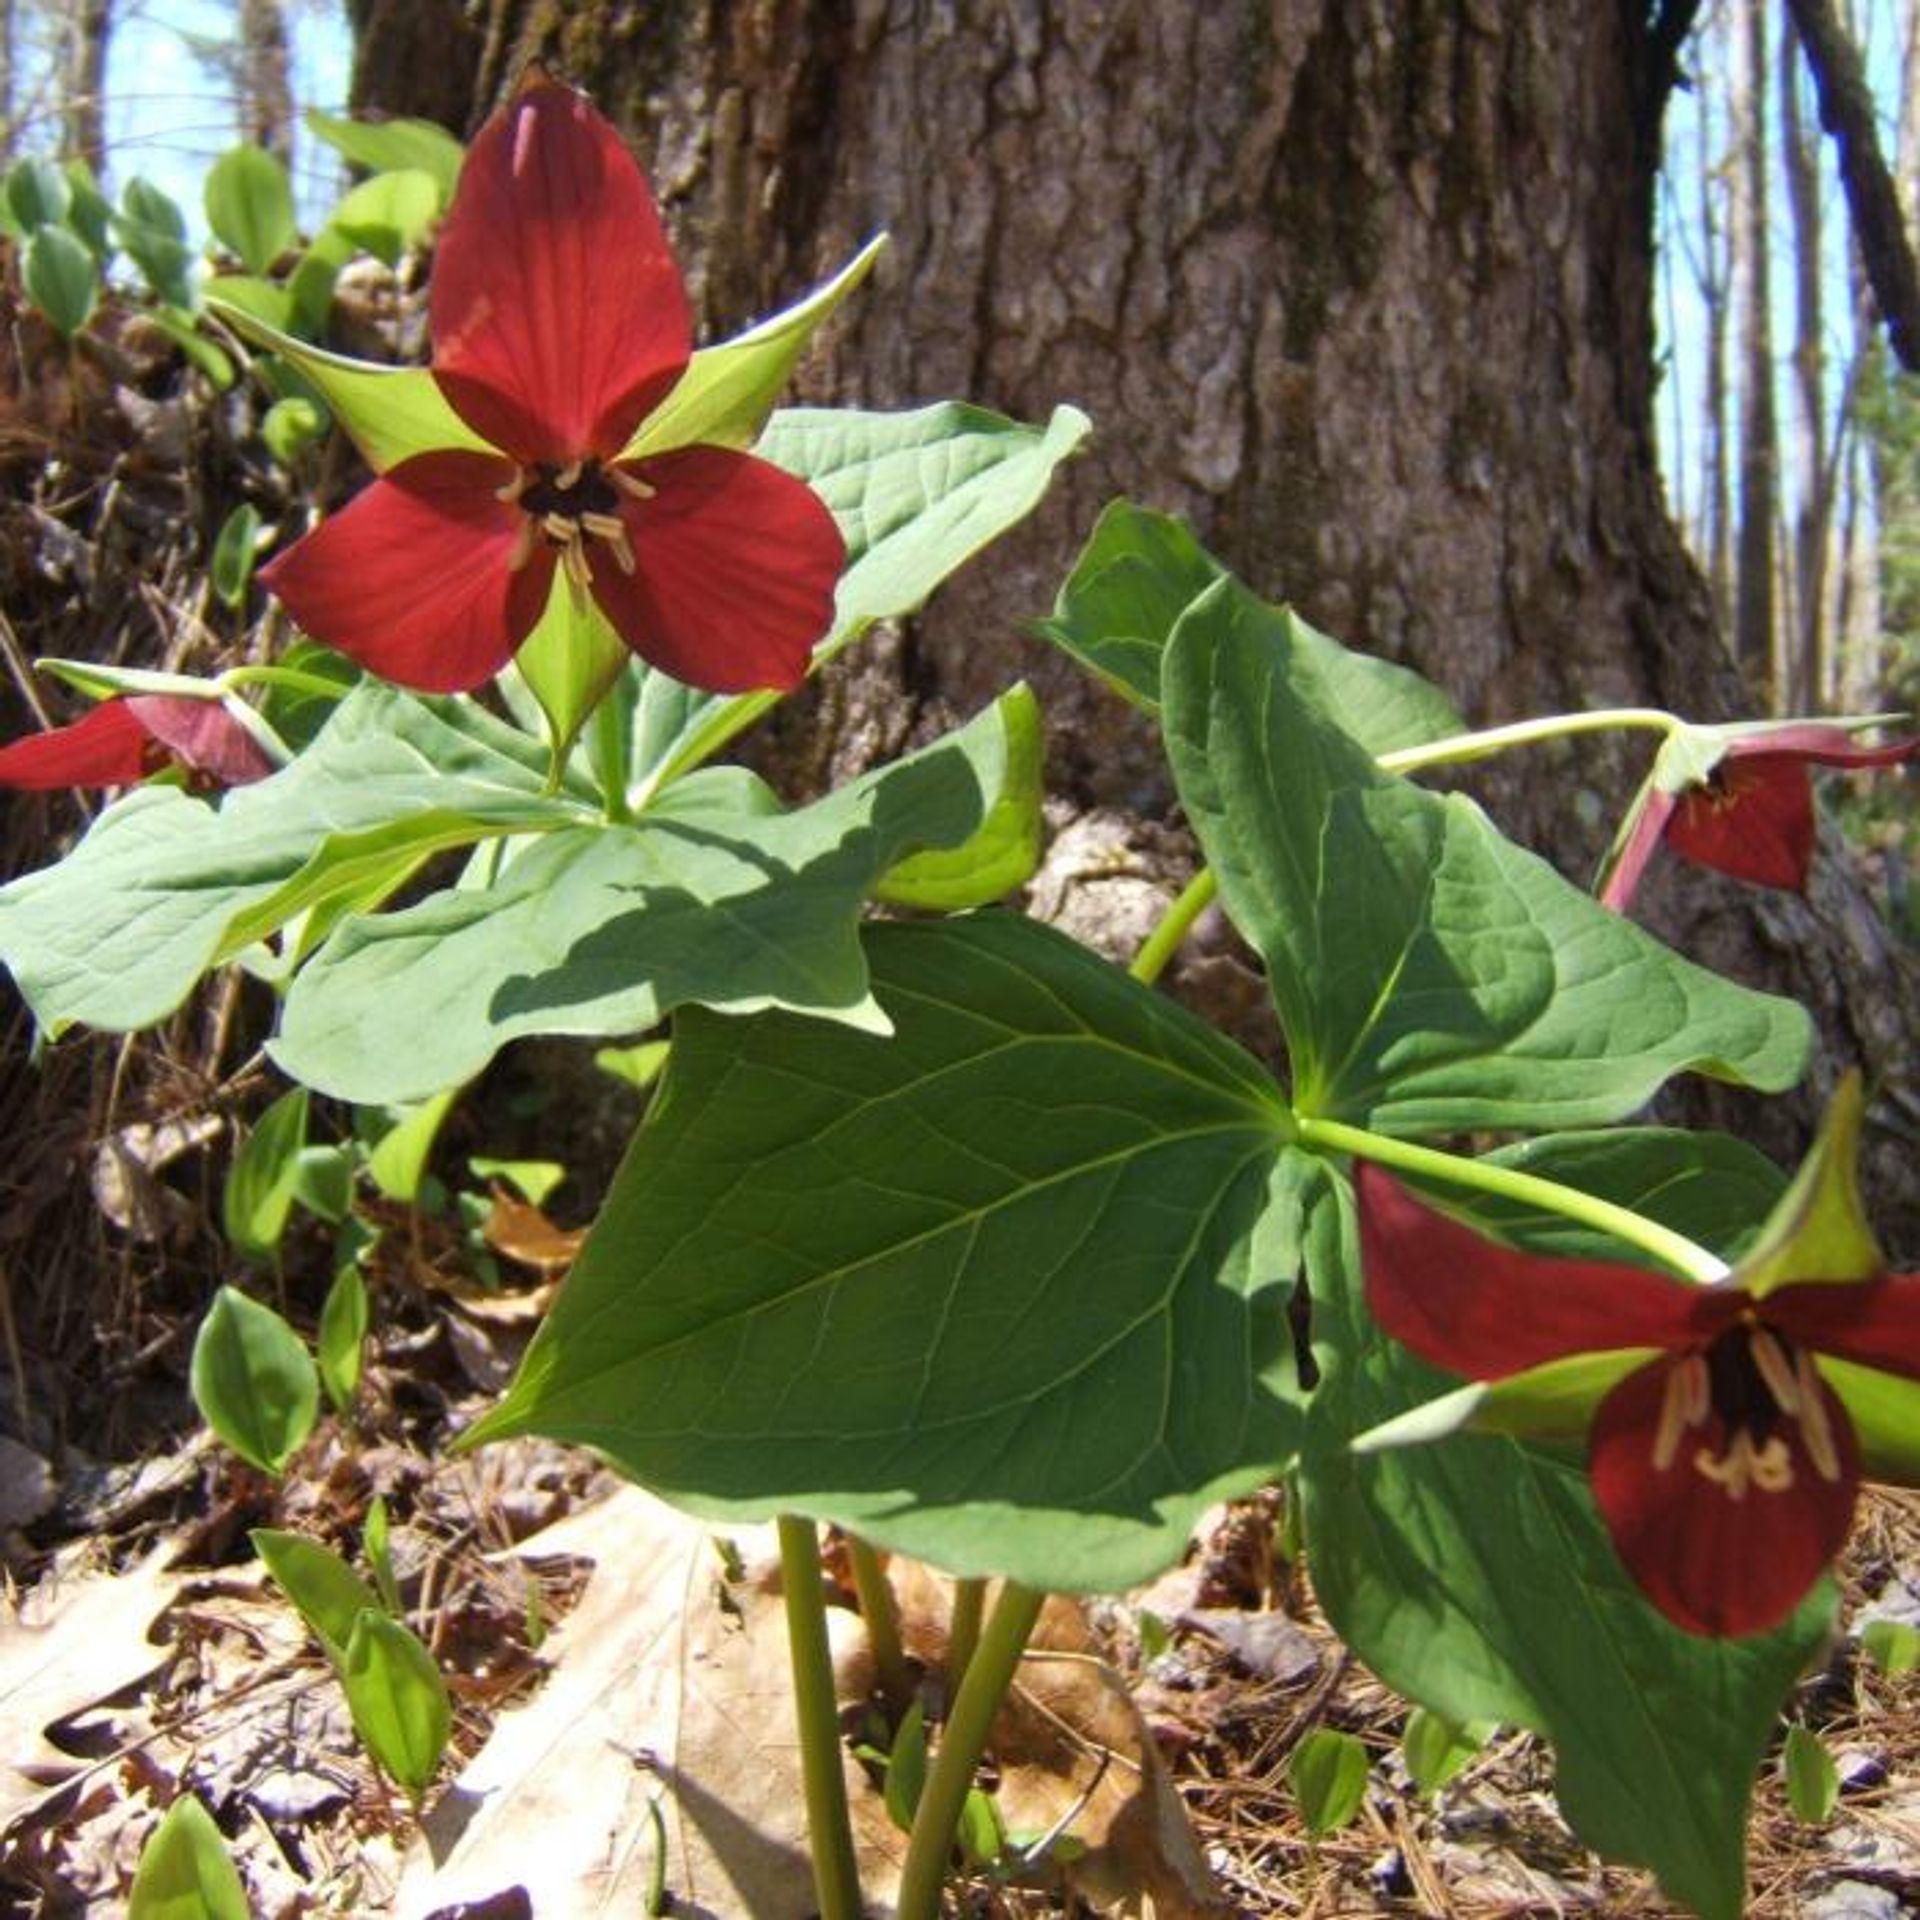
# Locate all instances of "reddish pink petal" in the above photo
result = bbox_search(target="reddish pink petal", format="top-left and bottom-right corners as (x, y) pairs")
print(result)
(1770, 1274), (1920, 1381)
(262, 451), (552, 694)
(1667, 758), (1814, 890)
(1729, 725), (1919, 771)
(1598, 786), (1677, 911)
(1589, 1355), (1858, 1636)
(1357, 1164), (1707, 1379)
(126, 697), (274, 786)
(0, 701), (153, 789)
(430, 81), (691, 463)
(589, 446), (843, 694)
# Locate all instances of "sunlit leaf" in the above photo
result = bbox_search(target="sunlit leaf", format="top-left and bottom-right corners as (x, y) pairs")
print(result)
(190, 1288), (319, 1475)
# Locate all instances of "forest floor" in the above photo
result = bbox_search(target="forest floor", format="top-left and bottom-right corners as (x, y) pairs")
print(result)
(3, 284), (1920, 1920)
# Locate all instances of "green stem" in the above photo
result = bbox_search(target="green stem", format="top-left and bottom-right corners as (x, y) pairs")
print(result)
(1130, 867), (1218, 986)
(946, 1578), (985, 1695)
(895, 1582), (1046, 1920)
(776, 1515), (864, 1920)
(845, 1534), (912, 1712)
(1295, 1113), (1728, 1283)
(217, 663), (353, 700)
(590, 693), (634, 824)
(1376, 705), (1680, 778)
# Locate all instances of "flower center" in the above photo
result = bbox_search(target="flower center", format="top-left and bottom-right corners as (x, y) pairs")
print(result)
(499, 458), (655, 594)
(1650, 1319), (1841, 1500)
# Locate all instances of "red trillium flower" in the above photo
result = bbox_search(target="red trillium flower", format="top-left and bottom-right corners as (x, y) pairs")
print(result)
(1600, 721), (1916, 910)
(1353, 1085), (1920, 1637)
(259, 80), (845, 702)
(0, 696), (274, 791)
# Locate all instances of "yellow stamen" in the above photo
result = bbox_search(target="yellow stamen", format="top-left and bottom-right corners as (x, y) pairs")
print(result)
(1654, 1355), (1708, 1472)
(1795, 1350), (1842, 1483)
(495, 469), (529, 505)
(1749, 1328), (1801, 1415)
(554, 460), (583, 489)
(1693, 1430), (1797, 1500)
(612, 467), (658, 502)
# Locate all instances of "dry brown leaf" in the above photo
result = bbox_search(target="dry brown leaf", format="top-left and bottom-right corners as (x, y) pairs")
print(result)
(482, 1189), (587, 1274)
(0, 1544), (182, 1831)
(396, 1486), (903, 1920)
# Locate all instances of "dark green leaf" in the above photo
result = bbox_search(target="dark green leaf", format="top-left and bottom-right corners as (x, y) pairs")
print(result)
(956, 1786), (1004, 1867)
(116, 179), (195, 306)
(204, 144), (296, 274)
(62, 160), (113, 256)
(191, 1289), (318, 1474)
(127, 1794), (249, 1920)
(252, 1527), (384, 1653)
(24, 226), (98, 337)
(293, 1144), (354, 1224)
(1163, 584), (1811, 1130)
(1297, 1162), (1829, 1920)
(341, 1610), (451, 1799)
(1289, 1728), (1369, 1835)
(223, 1086), (310, 1262)
(468, 914), (1301, 1593)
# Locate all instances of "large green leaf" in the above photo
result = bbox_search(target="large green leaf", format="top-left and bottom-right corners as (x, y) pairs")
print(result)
(1297, 1158), (1828, 1920)
(466, 913), (1302, 1591)
(304, 107), (465, 204)
(272, 692), (1036, 1102)
(203, 143), (296, 275)
(1163, 582), (1810, 1129)
(1038, 499), (1464, 753)
(629, 401), (1093, 793)
(0, 685), (582, 1035)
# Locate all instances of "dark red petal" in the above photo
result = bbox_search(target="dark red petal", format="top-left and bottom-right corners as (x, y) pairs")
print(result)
(1770, 1274), (1920, 1382)
(261, 451), (551, 694)
(1357, 1164), (1707, 1379)
(1598, 786), (1677, 911)
(1667, 758), (1814, 890)
(1588, 1356), (1858, 1637)
(1728, 725), (1919, 771)
(0, 701), (153, 789)
(590, 446), (843, 694)
(430, 81), (691, 462)
(126, 696), (274, 786)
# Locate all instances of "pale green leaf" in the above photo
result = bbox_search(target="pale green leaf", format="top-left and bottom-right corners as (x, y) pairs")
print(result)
(1289, 1729), (1369, 1835)
(305, 108), (464, 203)
(341, 1611), (451, 1798)
(127, 1795), (250, 1920)
(331, 168), (438, 265)
(223, 1085), (310, 1261)
(252, 1527), (384, 1654)
(1782, 1725), (1839, 1825)
(204, 144), (296, 274)
(317, 1263), (368, 1413)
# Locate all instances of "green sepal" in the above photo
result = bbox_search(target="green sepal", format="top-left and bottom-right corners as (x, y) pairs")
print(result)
(1818, 1355), (1920, 1481)
(208, 295), (491, 471)
(623, 235), (887, 461)
(1735, 1072), (1882, 1295)
(510, 573), (630, 765)
(1353, 1348), (1657, 1453)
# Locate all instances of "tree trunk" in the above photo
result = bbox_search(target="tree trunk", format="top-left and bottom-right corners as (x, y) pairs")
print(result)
(239, 0), (297, 161)
(379, 0), (1919, 1244)
(1735, 0), (1779, 695)
(61, 0), (111, 168)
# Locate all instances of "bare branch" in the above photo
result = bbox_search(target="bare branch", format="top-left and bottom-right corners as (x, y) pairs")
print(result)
(1783, 0), (1920, 370)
